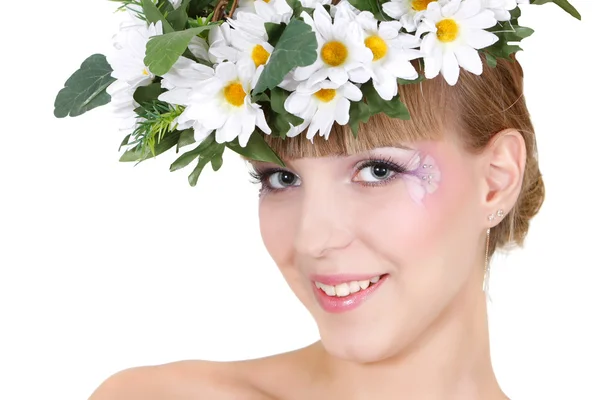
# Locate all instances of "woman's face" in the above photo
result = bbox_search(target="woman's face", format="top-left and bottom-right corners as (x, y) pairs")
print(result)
(254, 132), (486, 362)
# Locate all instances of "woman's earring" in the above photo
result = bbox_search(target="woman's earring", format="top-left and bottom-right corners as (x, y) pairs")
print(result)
(483, 227), (491, 293)
(483, 209), (504, 298)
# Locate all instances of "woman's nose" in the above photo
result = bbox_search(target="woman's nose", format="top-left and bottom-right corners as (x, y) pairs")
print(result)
(293, 187), (354, 259)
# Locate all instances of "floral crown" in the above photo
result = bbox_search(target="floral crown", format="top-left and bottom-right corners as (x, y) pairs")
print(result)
(54, 0), (579, 186)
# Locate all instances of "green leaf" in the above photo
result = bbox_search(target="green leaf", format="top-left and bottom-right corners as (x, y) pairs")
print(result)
(269, 87), (289, 114)
(253, 18), (318, 94)
(142, 0), (174, 32)
(54, 54), (116, 118)
(531, 0), (581, 20)
(211, 151), (224, 171)
(485, 53), (497, 68)
(145, 25), (215, 76)
(397, 74), (425, 85)
(166, 0), (191, 30)
(119, 134), (132, 151)
(188, 142), (225, 186)
(348, 100), (371, 137)
(269, 87), (305, 136)
(119, 130), (181, 162)
(225, 132), (285, 166)
(348, 0), (388, 20)
(251, 92), (270, 103)
(133, 83), (164, 104)
(510, 26), (534, 40)
(188, 0), (214, 18)
(285, 0), (312, 18)
(170, 134), (216, 171)
(363, 82), (410, 120)
(177, 128), (196, 152)
(265, 22), (287, 47)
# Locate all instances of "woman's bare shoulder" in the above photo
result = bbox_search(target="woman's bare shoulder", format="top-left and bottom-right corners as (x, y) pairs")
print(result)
(87, 360), (277, 400)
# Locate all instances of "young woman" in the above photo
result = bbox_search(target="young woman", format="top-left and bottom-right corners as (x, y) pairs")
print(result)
(49, 0), (581, 398)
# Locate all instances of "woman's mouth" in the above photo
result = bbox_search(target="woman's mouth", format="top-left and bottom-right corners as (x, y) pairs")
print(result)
(312, 274), (388, 313)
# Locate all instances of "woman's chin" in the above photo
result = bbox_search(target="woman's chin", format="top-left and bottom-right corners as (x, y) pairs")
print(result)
(319, 328), (404, 364)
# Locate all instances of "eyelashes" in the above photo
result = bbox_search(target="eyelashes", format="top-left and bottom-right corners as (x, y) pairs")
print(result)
(249, 155), (409, 194)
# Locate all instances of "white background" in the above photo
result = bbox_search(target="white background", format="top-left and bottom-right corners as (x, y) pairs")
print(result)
(1, 1), (599, 399)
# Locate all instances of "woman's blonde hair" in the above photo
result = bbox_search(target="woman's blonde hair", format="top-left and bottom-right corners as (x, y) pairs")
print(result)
(263, 57), (545, 256)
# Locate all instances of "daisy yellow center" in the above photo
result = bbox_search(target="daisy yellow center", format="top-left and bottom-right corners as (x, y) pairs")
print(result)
(251, 44), (270, 67)
(411, 0), (436, 11)
(436, 19), (459, 43)
(365, 36), (388, 61)
(314, 89), (336, 103)
(260, 0), (271, 3)
(321, 41), (348, 67)
(224, 82), (246, 107)
(142, 67), (149, 76)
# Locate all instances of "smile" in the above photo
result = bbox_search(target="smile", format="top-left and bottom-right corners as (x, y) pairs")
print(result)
(312, 274), (388, 313)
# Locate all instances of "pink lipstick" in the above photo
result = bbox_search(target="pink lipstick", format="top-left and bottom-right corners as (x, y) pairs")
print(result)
(312, 274), (388, 313)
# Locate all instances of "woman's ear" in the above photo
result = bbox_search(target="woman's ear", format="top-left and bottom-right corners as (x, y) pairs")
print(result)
(480, 129), (527, 222)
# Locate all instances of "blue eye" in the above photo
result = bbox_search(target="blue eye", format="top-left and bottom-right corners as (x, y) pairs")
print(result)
(353, 159), (407, 185)
(267, 170), (300, 189)
(356, 163), (394, 182)
(249, 168), (301, 193)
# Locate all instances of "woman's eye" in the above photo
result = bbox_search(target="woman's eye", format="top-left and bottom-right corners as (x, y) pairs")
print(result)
(267, 171), (300, 189)
(355, 163), (396, 182)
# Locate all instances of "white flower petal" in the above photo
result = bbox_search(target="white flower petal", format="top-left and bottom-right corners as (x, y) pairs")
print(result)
(441, 49), (460, 85)
(294, 60), (323, 81)
(215, 62), (238, 82)
(285, 92), (311, 115)
(384, 57), (419, 80)
(328, 67), (349, 86)
(454, 0), (482, 20)
(424, 46), (443, 79)
(462, 10), (498, 29)
(454, 45), (483, 74)
(347, 67), (371, 84)
(334, 97), (350, 125)
(255, 108), (272, 135)
(442, 0), (462, 17)
(382, 1), (410, 20)
(340, 82), (363, 101)
(464, 29), (499, 49)
(314, 3), (334, 40)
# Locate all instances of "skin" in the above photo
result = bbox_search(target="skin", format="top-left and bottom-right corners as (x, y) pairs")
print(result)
(89, 127), (526, 400)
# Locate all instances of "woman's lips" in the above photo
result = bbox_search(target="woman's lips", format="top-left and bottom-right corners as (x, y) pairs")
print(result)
(312, 274), (389, 314)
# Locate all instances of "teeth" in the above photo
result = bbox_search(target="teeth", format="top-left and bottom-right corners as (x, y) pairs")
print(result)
(315, 275), (383, 298)
(334, 283), (350, 296)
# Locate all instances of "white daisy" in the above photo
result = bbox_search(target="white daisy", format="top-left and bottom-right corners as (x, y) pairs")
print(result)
(106, 20), (163, 87)
(173, 61), (271, 147)
(355, 11), (422, 100)
(284, 80), (362, 141)
(416, 0), (499, 85)
(382, 0), (448, 32)
(105, 19), (163, 131)
(210, 17), (274, 74)
(482, 0), (517, 21)
(293, 3), (372, 88)
(233, 0), (293, 24)
(105, 80), (140, 132)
